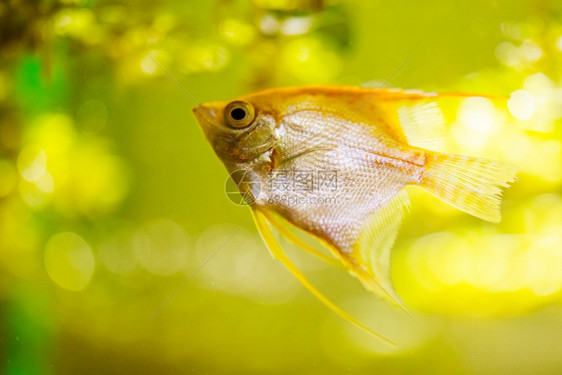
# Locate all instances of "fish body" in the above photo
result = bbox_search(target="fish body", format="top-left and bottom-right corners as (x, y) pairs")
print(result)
(192, 86), (516, 343)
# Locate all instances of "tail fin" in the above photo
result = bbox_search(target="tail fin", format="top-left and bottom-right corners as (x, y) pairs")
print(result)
(421, 153), (517, 223)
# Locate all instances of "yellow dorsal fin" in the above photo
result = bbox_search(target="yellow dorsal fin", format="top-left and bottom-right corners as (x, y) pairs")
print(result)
(357, 86), (505, 101)
(251, 208), (396, 346)
(341, 87), (503, 147)
(397, 102), (447, 151)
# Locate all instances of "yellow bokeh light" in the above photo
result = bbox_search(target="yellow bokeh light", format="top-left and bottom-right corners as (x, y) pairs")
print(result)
(56, 139), (129, 215)
(27, 113), (77, 157)
(140, 50), (171, 76)
(19, 179), (52, 209)
(508, 89), (536, 120)
(44, 232), (96, 291)
(259, 13), (280, 35)
(36, 171), (55, 194)
(140, 54), (158, 75)
(500, 22), (522, 40)
(282, 37), (342, 82)
(451, 97), (501, 153)
(16, 146), (55, 197)
(133, 219), (191, 275)
(53, 8), (100, 44)
(495, 39), (543, 67)
(179, 43), (230, 73)
(495, 41), (519, 66)
(458, 97), (498, 133)
(524, 72), (553, 104)
(17, 147), (47, 183)
(524, 231), (562, 296)
(520, 39), (543, 62)
(97, 223), (139, 275)
(280, 16), (313, 36)
(220, 18), (256, 45)
(520, 140), (562, 183)
(401, 193), (562, 315)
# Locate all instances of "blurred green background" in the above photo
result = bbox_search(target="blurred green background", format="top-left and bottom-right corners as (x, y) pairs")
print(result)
(1, 0), (562, 374)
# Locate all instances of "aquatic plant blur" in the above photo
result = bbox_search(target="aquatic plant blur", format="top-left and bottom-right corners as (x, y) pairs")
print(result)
(1, 0), (561, 373)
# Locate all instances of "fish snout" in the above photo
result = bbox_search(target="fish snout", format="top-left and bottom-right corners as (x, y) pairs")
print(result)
(192, 105), (204, 118)
(192, 104), (218, 126)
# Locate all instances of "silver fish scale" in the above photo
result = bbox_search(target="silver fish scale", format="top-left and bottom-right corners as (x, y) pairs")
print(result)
(263, 110), (423, 252)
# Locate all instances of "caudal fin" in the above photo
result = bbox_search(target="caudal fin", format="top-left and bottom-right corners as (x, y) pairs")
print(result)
(421, 153), (517, 223)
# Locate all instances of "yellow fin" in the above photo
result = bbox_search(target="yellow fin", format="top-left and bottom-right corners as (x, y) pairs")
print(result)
(347, 190), (410, 310)
(357, 86), (504, 101)
(346, 88), (502, 147)
(397, 102), (447, 151)
(262, 207), (410, 315)
(251, 208), (395, 346)
(422, 152), (517, 223)
(258, 209), (344, 270)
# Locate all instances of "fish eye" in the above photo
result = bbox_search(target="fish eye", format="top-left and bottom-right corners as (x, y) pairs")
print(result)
(224, 100), (255, 129)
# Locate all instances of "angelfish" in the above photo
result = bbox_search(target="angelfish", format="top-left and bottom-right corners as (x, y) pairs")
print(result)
(192, 86), (517, 344)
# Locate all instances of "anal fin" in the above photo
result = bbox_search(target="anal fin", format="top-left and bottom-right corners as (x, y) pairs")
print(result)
(346, 190), (410, 310)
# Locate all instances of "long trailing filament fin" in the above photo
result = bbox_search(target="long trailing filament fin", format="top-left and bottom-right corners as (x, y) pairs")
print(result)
(259, 209), (344, 270)
(251, 208), (395, 346)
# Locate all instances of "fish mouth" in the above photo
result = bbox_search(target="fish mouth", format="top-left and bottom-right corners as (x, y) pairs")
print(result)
(192, 105), (219, 143)
(192, 105), (209, 127)
(192, 104), (217, 125)
(192, 105), (203, 118)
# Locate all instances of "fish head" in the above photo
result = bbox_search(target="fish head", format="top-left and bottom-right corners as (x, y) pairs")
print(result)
(192, 96), (279, 164)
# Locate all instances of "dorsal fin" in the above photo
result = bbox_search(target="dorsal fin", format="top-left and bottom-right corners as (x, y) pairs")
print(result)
(397, 102), (447, 151)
